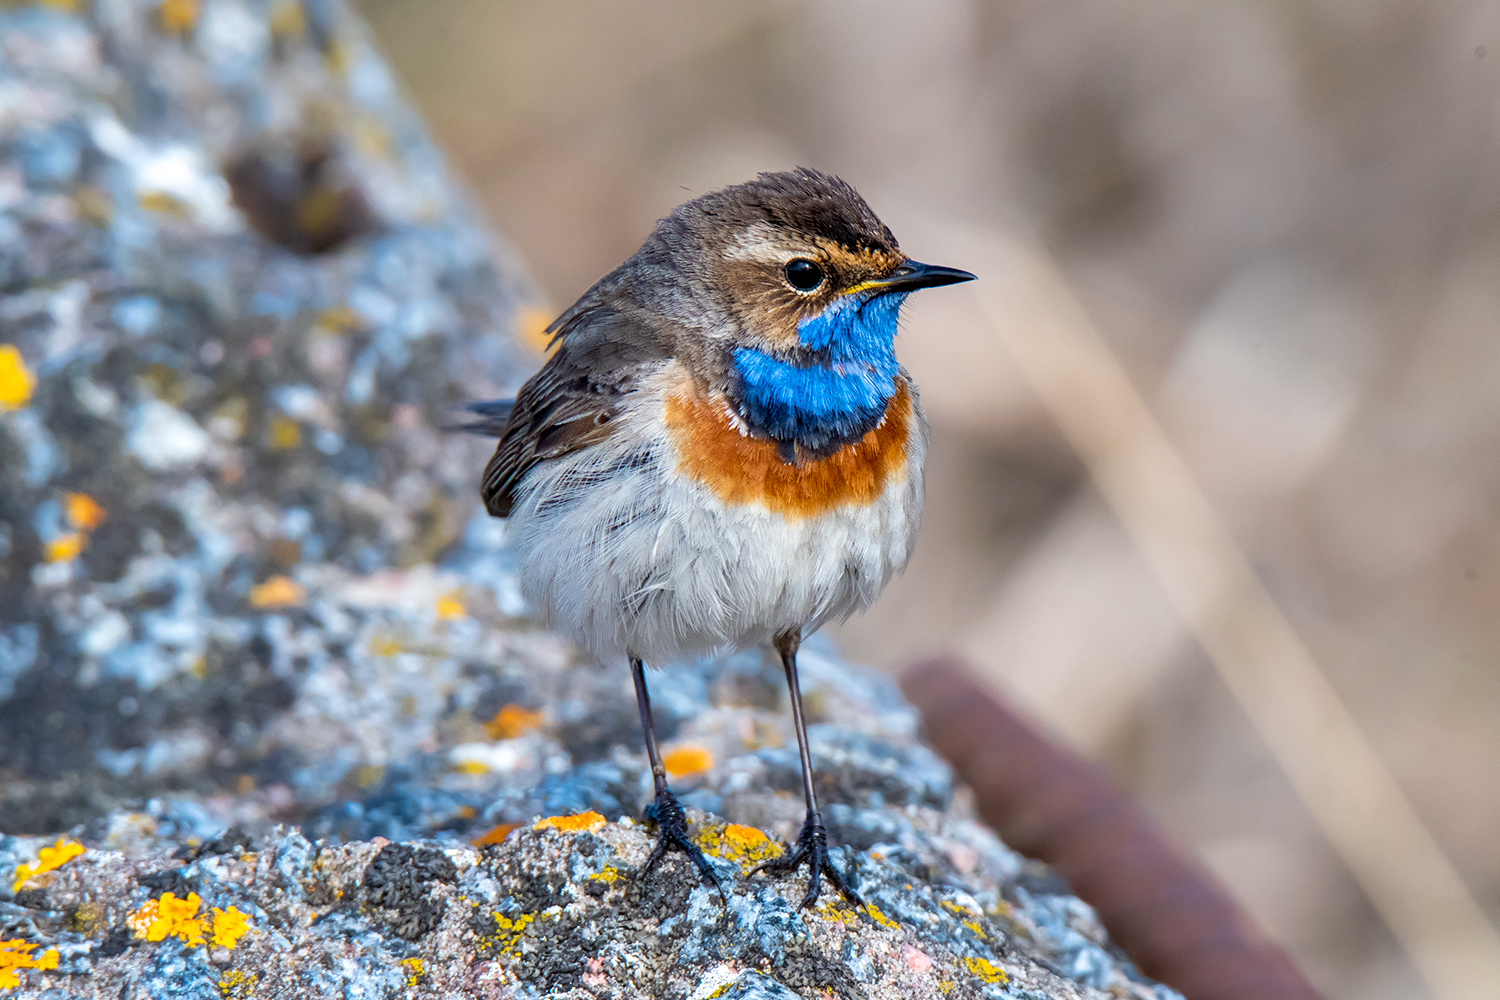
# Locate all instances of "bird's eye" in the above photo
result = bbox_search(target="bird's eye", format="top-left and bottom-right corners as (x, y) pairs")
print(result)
(783, 258), (825, 292)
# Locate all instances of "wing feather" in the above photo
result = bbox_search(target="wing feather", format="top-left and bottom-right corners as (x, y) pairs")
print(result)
(480, 303), (670, 516)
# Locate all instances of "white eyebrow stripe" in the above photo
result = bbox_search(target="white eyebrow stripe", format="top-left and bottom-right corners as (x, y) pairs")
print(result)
(722, 222), (801, 264)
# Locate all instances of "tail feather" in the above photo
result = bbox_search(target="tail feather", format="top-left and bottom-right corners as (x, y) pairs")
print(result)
(445, 399), (515, 436)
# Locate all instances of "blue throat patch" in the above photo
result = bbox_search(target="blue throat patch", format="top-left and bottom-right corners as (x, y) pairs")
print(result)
(730, 292), (907, 457)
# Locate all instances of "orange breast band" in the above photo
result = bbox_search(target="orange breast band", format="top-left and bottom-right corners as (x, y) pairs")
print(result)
(663, 381), (911, 519)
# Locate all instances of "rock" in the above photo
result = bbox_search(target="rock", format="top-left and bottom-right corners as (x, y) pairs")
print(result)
(0, 3), (1184, 998)
(0, 0), (534, 832)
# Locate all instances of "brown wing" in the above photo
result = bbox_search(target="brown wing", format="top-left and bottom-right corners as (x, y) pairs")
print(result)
(480, 304), (670, 516)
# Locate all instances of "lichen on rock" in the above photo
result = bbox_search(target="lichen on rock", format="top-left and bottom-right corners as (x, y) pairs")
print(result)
(0, 2), (1187, 998)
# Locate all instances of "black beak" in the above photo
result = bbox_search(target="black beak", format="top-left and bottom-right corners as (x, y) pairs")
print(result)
(868, 260), (976, 295)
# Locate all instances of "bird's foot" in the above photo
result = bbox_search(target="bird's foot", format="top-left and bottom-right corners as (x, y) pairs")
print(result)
(750, 810), (863, 910)
(642, 788), (725, 900)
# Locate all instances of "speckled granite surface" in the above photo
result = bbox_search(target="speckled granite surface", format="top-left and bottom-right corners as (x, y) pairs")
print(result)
(0, 3), (1184, 998)
(0, 0), (535, 831)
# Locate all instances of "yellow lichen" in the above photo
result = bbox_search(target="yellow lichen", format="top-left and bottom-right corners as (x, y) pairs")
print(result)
(400, 957), (424, 986)
(218, 969), (257, 999)
(352, 765), (384, 789)
(698, 823), (779, 870)
(436, 592), (465, 621)
(248, 575), (304, 609)
(533, 811), (604, 833)
(484, 704), (543, 740)
(814, 897), (864, 925)
(962, 956), (1009, 985)
(266, 414), (301, 450)
(662, 745), (714, 778)
(0, 939), (59, 990)
(12, 839), (85, 891)
(314, 305), (361, 334)
(487, 912), (536, 957)
(74, 185), (113, 226)
(322, 40), (348, 77)
(351, 119), (392, 160)
(865, 903), (899, 930)
(69, 902), (104, 936)
(587, 866), (623, 886)
(368, 635), (404, 657)
(43, 533), (84, 563)
(940, 899), (991, 941)
(137, 191), (192, 217)
(269, 0), (305, 38)
(0, 346), (34, 410)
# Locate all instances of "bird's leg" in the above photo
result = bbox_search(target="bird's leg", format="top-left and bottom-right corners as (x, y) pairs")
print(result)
(749, 631), (864, 910)
(631, 657), (724, 897)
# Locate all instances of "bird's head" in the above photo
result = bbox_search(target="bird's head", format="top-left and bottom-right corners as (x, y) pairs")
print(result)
(643, 167), (972, 354)
(610, 168), (974, 455)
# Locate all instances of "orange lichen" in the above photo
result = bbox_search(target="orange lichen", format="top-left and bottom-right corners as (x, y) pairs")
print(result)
(533, 811), (605, 833)
(128, 894), (251, 951)
(518, 306), (557, 354)
(209, 907), (251, 949)
(64, 492), (108, 531)
(137, 892), (206, 946)
(662, 745), (714, 778)
(0, 939), (59, 990)
(484, 704), (543, 741)
(157, 0), (198, 35)
(248, 575), (304, 609)
(664, 380), (911, 519)
(0, 346), (35, 410)
(470, 823), (518, 847)
(12, 839), (85, 891)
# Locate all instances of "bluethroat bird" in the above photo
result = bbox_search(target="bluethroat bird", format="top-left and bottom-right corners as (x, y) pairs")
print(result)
(466, 168), (974, 908)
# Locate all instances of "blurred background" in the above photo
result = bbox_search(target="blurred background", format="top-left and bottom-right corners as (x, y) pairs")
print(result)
(352, 2), (1500, 998)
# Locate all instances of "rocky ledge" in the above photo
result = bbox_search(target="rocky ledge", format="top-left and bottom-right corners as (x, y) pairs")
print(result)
(0, 2), (1184, 998)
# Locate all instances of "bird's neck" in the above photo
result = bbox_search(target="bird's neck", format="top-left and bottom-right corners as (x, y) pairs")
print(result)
(728, 293), (906, 459)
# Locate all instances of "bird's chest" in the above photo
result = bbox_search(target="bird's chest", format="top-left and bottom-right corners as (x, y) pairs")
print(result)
(661, 380), (915, 519)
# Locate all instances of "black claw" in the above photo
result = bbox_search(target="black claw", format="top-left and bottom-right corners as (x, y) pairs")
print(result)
(750, 810), (864, 911)
(641, 789), (726, 900)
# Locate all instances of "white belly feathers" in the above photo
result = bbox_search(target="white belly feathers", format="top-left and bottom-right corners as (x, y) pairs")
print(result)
(503, 379), (927, 666)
